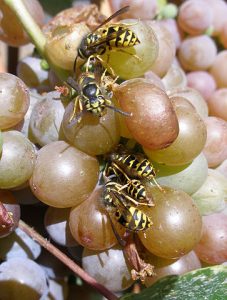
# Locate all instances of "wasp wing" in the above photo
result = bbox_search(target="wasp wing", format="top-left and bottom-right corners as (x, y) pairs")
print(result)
(92, 6), (130, 32)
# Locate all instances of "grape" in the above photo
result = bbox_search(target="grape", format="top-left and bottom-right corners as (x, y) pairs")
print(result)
(62, 101), (120, 156)
(144, 106), (207, 166)
(101, 20), (159, 79)
(0, 0), (44, 46)
(216, 159), (227, 178)
(162, 63), (187, 91)
(0, 227), (41, 260)
(203, 117), (227, 168)
(177, 0), (213, 35)
(209, 50), (227, 88)
(0, 130), (2, 154)
(29, 141), (99, 208)
(69, 186), (125, 250)
(145, 21), (176, 78)
(159, 18), (183, 49)
(144, 71), (165, 90)
(138, 186), (202, 259)
(205, 0), (227, 36)
(0, 131), (36, 189)
(45, 23), (90, 71)
(0, 257), (49, 300)
(17, 56), (50, 93)
(186, 71), (217, 101)
(192, 169), (227, 216)
(170, 96), (196, 113)
(82, 245), (133, 292)
(169, 87), (209, 119)
(0, 190), (20, 238)
(144, 251), (201, 286)
(114, 79), (179, 150)
(29, 94), (65, 147)
(220, 22), (227, 48)
(194, 211), (227, 264)
(109, 0), (158, 20)
(155, 152), (208, 195)
(44, 207), (77, 247)
(0, 73), (30, 130)
(178, 35), (217, 71)
(207, 89), (227, 121)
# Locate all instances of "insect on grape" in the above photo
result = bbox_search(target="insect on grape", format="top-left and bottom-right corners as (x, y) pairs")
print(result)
(66, 69), (131, 125)
(74, 5), (140, 74)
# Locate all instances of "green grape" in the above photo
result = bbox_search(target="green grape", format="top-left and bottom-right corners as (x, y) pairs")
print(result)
(0, 131), (36, 189)
(0, 73), (30, 130)
(62, 101), (120, 156)
(101, 20), (159, 79)
(144, 106), (207, 166)
(69, 186), (125, 250)
(0, 130), (2, 154)
(155, 152), (208, 195)
(192, 169), (227, 215)
(29, 141), (99, 208)
(138, 186), (202, 259)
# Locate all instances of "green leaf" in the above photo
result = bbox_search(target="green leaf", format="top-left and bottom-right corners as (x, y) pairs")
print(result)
(120, 266), (227, 300)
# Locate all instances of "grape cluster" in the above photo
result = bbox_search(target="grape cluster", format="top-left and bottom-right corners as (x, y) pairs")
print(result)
(0, 0), (227, 299)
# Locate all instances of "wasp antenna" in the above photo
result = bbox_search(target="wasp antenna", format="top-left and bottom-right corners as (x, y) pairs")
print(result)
(105, 104), (132, 117)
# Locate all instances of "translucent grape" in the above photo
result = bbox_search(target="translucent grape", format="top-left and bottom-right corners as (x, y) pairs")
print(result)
(209, 50), (227, 88)
(203, 117), (227, 167)
(0, 257), (49, 300)
(82, 246), (133, 292)
(194, 211), (227, 264)
(186, 71), (217, 101)
(29, 95), (65, 147)
(177, 0), (213, 35)
(155, 152), (208, 195)
(144, 107), (207, 166)
(138, 186), (202, 259)
(44, 207), (77, 247)
(178, 35), (217, 71)
(0, 73), (30, 130)
(101, 20), (159, 79)
(69, 186), (125, 250)
(144, 71), (165, 90)
(62, 101), (120, 156)
(145, 21), (176, 78)
(162, 63), (187, 91)
(192, 169), (227, 216)
(30, 141), (99, 208)
(168, 87), (209, 119)
(159, 18), (183, 49)
(216, 159), (227, 178)
(114, 79), (179, 150)
(0, 131), (36, 189)
(205, 0), (227, 36)
(207, 89), (227, 121)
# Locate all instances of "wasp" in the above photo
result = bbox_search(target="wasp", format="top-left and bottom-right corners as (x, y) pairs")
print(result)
(66, 69), (131, 125)
(104, 181), (152, 232)
(104, 162), (153, 206)
(74, 6), (140, 73)
(109, 145), (163, 191)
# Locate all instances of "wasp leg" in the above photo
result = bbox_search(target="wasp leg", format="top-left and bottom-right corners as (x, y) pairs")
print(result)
(69, 95), (83, 124)
(107, 211), (126, 247)
(96, 55), (116, 77)
(151, 177), (165, 193)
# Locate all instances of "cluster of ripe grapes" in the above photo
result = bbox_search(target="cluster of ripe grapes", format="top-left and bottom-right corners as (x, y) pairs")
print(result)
(0, 0), (227, 299)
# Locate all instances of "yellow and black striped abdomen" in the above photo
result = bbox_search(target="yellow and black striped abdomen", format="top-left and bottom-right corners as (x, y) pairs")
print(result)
(99, 25), (140, 48)
(126, 179), (146, 201)
(115, 206), (151, 231)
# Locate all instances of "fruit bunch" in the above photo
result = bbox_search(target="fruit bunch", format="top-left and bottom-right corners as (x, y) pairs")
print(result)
(0, 0), (227, 299)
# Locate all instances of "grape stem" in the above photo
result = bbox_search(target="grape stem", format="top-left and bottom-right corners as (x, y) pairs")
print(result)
(18, 219), (119, 300)
(3, 0), (46, 57)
